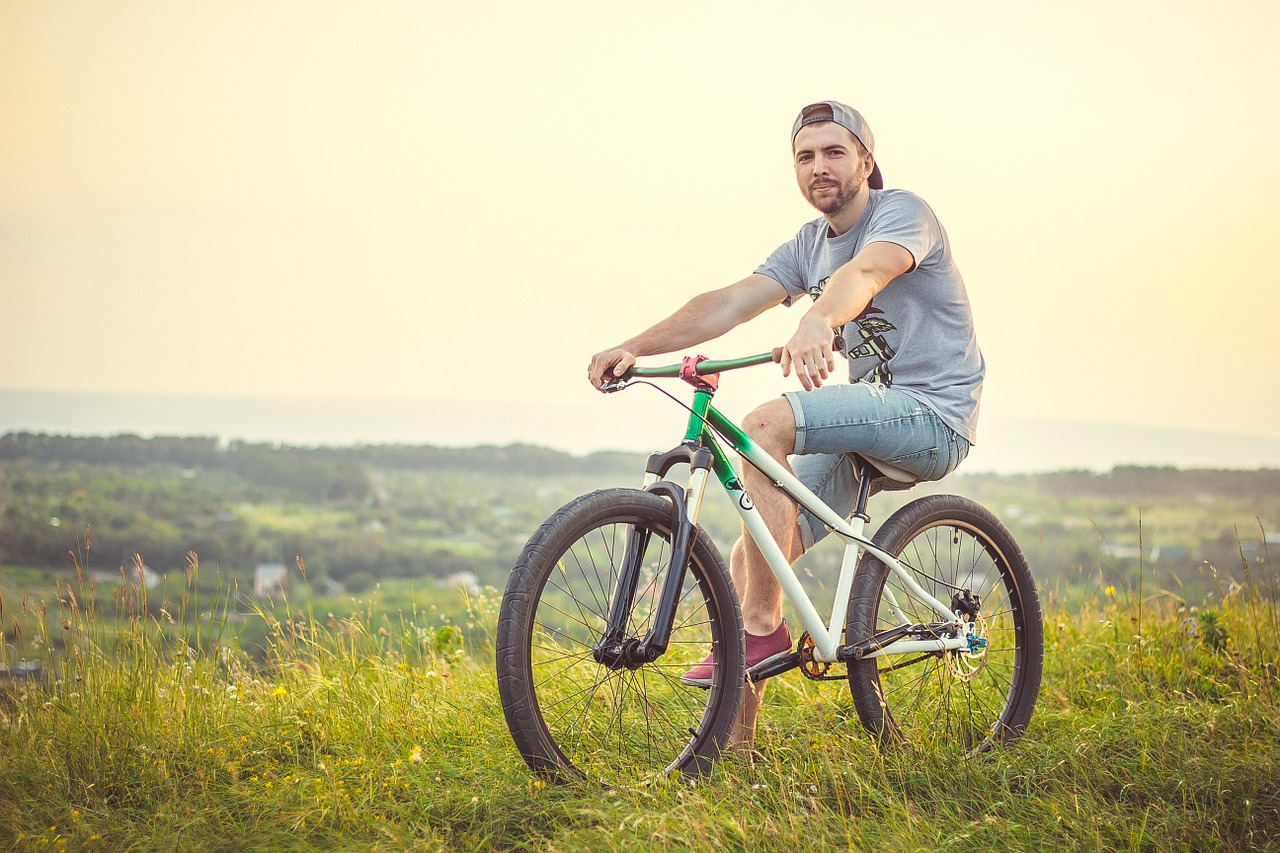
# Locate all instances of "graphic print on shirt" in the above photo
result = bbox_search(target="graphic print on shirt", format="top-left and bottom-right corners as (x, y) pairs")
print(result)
(809, 277), (897, 385)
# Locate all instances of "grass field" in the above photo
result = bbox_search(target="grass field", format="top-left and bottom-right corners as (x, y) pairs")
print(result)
(1, 558), (1278, 851)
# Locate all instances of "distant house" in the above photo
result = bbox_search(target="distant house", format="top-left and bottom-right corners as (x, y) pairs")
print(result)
(255, 563), (287, 598)
(0, 661), (44, 687)
(90, 563), (161, 590)
(436, 571), (480, 595)
(140, 564), (162, 589)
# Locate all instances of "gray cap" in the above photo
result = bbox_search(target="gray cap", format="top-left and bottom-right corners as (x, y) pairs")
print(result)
(791, 101), (884, 190)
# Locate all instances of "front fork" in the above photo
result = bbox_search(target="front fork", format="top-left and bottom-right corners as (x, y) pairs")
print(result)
(592, 444), (712, 671)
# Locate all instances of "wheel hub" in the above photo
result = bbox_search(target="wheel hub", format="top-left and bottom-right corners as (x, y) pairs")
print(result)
(592, 638), (653, 671)
(947, 614), (989, 682)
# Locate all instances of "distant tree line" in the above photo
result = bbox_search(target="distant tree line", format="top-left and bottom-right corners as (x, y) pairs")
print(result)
(959, 465), (1280, 501)
(9, 433), (1277, 496)
(0, 433), (641, 483)
(1, 434), (369, 503)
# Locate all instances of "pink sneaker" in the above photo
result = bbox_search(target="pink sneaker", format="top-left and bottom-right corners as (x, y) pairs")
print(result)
(679, 620), (792, 688)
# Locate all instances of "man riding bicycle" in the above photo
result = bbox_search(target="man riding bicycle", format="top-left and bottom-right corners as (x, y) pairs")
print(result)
(587, 100), (984, 751)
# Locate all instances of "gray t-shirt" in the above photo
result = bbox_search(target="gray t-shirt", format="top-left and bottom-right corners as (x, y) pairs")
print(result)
(755, 189), (984, 444)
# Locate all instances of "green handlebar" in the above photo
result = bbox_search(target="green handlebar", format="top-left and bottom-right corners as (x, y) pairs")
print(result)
(624, 349), (781, 379)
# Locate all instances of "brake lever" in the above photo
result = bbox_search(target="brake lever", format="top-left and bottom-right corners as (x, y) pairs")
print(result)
(599, 378), (629, 393)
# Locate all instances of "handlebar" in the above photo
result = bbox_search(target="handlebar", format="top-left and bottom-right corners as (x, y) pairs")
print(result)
(617, 348), (783, 382)
(596, 348), (778, 394)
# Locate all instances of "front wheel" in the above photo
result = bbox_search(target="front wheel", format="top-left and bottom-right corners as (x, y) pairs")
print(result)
(496, 488), (744, 782)
(846, 494), (1044, 756)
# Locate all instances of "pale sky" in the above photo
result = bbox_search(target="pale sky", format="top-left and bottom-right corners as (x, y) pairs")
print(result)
(4, 1), (1280, 456)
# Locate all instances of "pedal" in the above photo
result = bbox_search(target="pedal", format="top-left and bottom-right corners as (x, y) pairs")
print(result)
(745, 650), (802, 682)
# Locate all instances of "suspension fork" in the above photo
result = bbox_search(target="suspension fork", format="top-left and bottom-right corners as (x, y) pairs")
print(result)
(592, 444), (712, 669)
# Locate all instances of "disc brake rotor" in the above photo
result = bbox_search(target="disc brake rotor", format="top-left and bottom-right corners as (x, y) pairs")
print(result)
(947, 613), (989, 682)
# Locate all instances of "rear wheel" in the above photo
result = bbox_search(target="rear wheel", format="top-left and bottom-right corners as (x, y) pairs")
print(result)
(846, 495), (1043, 755)
(496, 488), (744, 782)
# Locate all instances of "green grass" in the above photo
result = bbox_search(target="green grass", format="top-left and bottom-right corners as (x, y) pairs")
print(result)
(1, 561), (1278, 851)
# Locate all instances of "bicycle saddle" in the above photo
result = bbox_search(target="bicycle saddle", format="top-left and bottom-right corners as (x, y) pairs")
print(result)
(855, 454), (919, 485)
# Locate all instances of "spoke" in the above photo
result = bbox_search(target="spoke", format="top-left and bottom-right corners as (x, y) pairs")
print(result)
(548, 569), (604, 647)
(602, 662), (630, 761)
(574, 530), (613, 625)
(541, 667), (615, 752)
(564, 546), (607, 640)
(530, 645), (597, 685)
(877, 652), (941, 673)
(532, 601), (600, 645)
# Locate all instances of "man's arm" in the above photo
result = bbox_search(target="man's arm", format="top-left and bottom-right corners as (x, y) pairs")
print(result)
(588, 274), (787, 388)
(780, 241), (914, 391)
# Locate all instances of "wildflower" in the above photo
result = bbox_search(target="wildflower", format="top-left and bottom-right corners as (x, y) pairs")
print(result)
(409, 747), (423, 765)
(272, 686), (287, 699)
(1104, 585), (1115, 596)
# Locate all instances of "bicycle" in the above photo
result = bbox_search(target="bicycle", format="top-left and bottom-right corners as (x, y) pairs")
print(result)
(496, 351), (1044, 783)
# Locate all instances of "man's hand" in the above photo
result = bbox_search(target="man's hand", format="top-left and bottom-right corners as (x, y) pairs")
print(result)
(780, 312), (839, 391)
(588, 346), (637, 391)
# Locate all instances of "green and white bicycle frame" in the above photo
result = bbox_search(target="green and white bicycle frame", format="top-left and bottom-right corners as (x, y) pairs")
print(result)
(599, 352), (980, 676)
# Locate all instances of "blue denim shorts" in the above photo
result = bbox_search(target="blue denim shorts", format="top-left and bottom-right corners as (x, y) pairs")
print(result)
(782, 382), (970, 549)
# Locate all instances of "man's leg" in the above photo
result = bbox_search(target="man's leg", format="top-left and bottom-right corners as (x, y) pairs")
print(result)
(722, 384), (967, 751)
(726, 397), (804, 752)
(733, 397), (804, 632)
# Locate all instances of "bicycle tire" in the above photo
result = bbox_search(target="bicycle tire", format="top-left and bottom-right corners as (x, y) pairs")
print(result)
(846, 494), (1043, 756)
(496, 488), (744, 782)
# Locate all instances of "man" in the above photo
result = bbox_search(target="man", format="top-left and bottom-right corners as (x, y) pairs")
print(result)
(586, 101), (983, 750)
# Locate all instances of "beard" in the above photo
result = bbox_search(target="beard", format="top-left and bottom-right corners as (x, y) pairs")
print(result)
(804, 174), (860, 216)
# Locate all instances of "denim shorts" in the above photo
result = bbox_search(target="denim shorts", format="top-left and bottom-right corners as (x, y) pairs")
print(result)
(782, 382), (970, 549)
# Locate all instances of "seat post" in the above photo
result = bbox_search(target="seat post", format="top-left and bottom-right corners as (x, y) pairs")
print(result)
(850, 456), (876, 523)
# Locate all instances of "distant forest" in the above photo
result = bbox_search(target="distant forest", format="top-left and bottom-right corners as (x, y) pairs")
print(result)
(6, 432), (1278, 495)
(2, 432), (1277, 599)
(0, 433), (642, 584)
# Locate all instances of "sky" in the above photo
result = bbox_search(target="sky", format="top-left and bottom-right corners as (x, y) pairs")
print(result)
(3, 1), (1279, 467)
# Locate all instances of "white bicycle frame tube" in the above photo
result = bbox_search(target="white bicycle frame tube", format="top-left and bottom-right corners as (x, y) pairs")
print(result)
(710, 438), (964, 663)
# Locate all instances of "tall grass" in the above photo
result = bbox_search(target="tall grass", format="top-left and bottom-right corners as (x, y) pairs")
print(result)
(1, 540), (1277, 852)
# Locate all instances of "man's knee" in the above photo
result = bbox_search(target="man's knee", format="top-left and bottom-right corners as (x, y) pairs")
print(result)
(742, 398), (796, 457)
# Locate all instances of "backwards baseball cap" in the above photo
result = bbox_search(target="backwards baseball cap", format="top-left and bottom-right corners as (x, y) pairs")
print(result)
(791, 101), (884, 190)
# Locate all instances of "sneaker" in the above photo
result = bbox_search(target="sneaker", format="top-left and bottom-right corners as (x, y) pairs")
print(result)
(679, 620), (792, 688)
